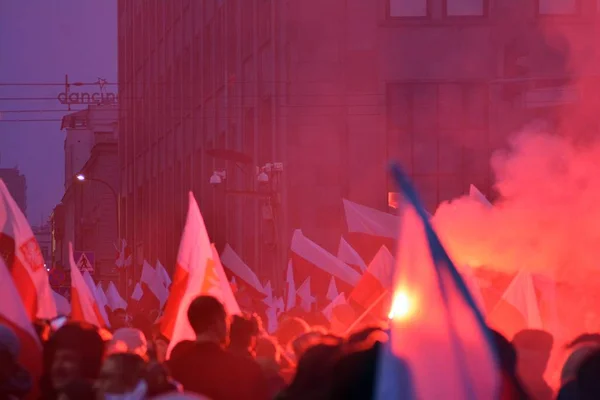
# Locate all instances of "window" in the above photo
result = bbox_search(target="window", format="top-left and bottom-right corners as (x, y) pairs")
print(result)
(389, 0), (428, 17)
(445, 0), (486, 16)
(538, 0), (579, 14)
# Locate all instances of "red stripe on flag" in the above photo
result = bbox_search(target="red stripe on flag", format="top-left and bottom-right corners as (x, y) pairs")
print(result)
(70, 286), (86, 324)
(160, 265), (189, 340)
(11, 258), (38, 321)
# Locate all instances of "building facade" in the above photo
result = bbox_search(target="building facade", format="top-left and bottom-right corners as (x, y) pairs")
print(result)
(32, 224), (52, 269)
(54, 105), (119, 284)
(117, 0), (600, 288)
(0, 168), (27, 217)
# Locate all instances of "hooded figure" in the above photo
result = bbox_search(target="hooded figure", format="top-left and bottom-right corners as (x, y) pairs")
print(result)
(0, 324), (32, 399)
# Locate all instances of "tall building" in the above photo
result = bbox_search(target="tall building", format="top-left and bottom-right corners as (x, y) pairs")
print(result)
(118, 0), (600, 288)
(32, 223), (51, 269)
(55, 104), (119, 284)
(0, 168), (27, 217)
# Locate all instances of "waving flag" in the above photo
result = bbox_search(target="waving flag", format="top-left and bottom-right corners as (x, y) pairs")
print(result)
(0, 257), (42, 390)
(164, 193), (240, 355)
(69, 243), (107, 328)
(0, 180), (56, 320)
(375, 165), (499, 400)
(342, 198), (398, 264)
(105, 281), (127, 311)
(115, 239), (132, 269)
(337, 237), (367, 273)
(155, 260), (172, 288)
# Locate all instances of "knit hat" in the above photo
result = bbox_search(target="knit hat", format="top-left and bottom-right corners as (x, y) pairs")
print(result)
(0, 324), (20, 359)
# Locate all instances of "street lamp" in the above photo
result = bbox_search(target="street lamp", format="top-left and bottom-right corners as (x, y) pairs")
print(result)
(74, 173), (124, 293)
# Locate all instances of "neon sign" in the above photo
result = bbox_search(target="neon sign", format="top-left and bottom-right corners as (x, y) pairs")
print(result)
(57, 76), (118, 109)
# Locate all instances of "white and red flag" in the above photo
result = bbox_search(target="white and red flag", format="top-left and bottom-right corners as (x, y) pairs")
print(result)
(375, 165), (499, 399)
(348, 245), (395, 320)
(69, 243), (108, 328)
(115, 239), (132, 269)
(342, 198), (398, 264)
(290, 229), (360, 304)
(162, 193), (240, 355)
(105, 281), (127, 311)
(0, 256), (43, 393)
(155, 259), (172, 288)
(337, 237), (367, 273)
(0, 180), (56, 320)
(139, 260), (169, 311)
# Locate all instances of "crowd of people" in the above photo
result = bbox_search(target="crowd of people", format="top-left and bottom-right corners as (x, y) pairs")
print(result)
(3, 294), (600, 399)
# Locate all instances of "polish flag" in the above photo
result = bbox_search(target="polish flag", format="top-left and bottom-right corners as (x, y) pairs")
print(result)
(488, 270), (543, 340)
(375, 165), (499, 399)
(290, 229), (360, 304)
(296, 277), (316, 312)
(0, 180), (56, 320)
(348, 246), (395, 320)
(284, 260), (296, 311)
(155, 260), (172, 288)
(82, 272), (111, 328)
(220, 243), (265, 299)
(52, 290), (71, 316)
(127, 283), (144, 314)
(105, 281), (127, 311)
(96, 283), (110, 312)
(469, 184), (492, 208)
(337, 237), (367, 273)
(115, 239), (132, 269)
(69, 243), (107, 328)
(163, 192), (240, 351)
(166, 243), (240, 356)
(0, 257), (43, 398)
(322, 293), (347, 321)
(342, 198), (398, 265)
(326, 276), (339, 302)
(139, 261), (169, 311)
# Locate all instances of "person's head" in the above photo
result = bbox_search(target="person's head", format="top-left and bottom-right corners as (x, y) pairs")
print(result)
(111, 308), (129, 330)
(229, 314), (260, 353)
(0, 324), (20, 379)
(347, 326), (385, 345)
(512, 329), (553, 376)
(285, 343), (345, 397)
(187, 296), (228, 344)
(291, 331), (337, 359)
(275, 317), (310, 350)
(95, 353), (147, 399)
(47, 322), (104, 391)
(576, 349), (600, 400)
(255, 336), (280, 363)
(107, 328), (148, 360)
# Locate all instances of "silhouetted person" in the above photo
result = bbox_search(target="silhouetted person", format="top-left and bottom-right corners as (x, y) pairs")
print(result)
(512, 329), (553, 400)
(228, 314), (260, 359)
(575, 348), (600, 400)
(491, 330), (529, 399)
(168, 296), (268, 400)
(277, 343), (344, 400)
(110, 308), (129, 331)
(40, 323), (104, 400)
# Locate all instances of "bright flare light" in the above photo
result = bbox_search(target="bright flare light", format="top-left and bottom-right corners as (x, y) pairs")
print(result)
(388, 291), (412, 320)
(76, 174), (85, 181)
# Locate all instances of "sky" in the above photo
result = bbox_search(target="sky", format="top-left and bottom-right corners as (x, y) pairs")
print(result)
(0, 0), (117, 225)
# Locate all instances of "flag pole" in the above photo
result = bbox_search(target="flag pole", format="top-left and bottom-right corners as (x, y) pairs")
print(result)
(344, 290), (389, 335)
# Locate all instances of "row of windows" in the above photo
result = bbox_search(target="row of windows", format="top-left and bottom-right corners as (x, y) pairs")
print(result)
(390, 0), (582, 17)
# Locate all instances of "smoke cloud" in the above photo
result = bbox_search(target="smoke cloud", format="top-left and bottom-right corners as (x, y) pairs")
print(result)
(434, 127), (600, 286)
